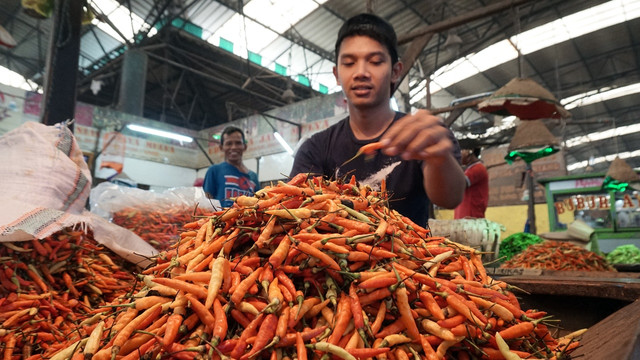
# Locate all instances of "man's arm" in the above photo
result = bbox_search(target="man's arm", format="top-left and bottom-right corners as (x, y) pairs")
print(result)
(422, 153), (465, 208)
(290, 137), (323, 177)
(202, 166), (216, 199)
(380, 110), (465, 209)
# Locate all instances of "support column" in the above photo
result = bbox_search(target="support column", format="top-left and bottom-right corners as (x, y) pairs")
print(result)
(526, 162), (537, 235)
(41, 0), (83, 129)
(117, 49), (148, 116)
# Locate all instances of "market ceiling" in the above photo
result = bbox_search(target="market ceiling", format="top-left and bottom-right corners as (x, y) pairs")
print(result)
(1, 0), (639, 175)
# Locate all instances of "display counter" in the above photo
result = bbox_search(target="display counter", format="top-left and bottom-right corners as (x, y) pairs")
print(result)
(538, 172), (640, 253)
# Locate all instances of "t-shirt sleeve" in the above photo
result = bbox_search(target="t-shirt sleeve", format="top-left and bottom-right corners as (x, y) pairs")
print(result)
(290, 136), (324, 177)
(250, 172), (260, 192)
(202, 166), (217, 197)
(466, 164), (487, 186)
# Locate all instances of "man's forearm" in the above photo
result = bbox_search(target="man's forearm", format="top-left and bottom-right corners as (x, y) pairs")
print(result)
(422, 154), (465, 209)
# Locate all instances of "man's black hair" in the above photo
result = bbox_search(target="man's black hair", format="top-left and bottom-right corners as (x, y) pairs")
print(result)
(220, 126), (246, 145)
(472, 147), (481, 158)
(334, 13), (399, 65)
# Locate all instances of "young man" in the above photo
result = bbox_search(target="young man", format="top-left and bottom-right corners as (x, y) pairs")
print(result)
(454, 148), (489, 219)
(290, 13), (465, 226)
(203, 126), (259, 207)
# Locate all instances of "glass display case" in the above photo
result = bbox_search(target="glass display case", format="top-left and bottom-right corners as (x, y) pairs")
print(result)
(539, 173), (640, 253)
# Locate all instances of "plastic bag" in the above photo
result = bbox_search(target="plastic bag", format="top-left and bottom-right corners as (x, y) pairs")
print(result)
(90, 183), (220, 250)
(428, 218), (505, 261)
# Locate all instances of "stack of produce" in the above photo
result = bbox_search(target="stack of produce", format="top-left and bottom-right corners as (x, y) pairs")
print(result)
(498, 233), (544, 261)
(606, 244), (640, 265)
(112, 206), (212, 251)
(36, 175), (581, 360)
(502, 240), (614, 272)
(0, 229), (138, 359)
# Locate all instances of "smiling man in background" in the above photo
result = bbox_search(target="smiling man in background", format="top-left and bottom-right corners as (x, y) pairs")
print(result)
(203, 126), (259, 207)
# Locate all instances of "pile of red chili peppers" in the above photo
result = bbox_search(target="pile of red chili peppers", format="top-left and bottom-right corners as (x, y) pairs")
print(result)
(0, 229), (138, 359)
(112, 207), (211, 251)
(1, 175), (584, 359)
(501, 240), (614, 272)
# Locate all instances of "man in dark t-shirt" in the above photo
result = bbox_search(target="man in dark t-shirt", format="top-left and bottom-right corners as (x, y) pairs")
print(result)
(290, 14), (465, 227)
(291, 112), (461, 226)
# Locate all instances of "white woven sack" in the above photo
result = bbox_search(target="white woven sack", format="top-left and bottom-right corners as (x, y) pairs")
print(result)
(0, 122), (90, 238)
(0, 122), (157, 267)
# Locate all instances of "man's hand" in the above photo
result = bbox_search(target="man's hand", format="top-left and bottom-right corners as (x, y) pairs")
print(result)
(379, 109), (453, 162)
(380, 109), (465, 209)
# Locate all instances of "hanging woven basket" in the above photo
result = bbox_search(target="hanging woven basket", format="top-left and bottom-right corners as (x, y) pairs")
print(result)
(505, 119), (560, 163)
(478, 78), (571, 120)
(605, 157), (639, 184)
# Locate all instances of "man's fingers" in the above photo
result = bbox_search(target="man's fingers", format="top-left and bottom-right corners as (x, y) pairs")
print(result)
(414, 138), (454, 159)
(383, 119), (450, 159)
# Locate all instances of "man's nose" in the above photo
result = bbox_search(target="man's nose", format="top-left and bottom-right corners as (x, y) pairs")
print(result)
(354, 62), (370, 78)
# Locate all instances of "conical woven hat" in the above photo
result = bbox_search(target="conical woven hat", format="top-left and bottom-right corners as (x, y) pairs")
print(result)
(605, 157), (639, 183)
(478, 78), (571, 119)
(508, 119), (559, 151)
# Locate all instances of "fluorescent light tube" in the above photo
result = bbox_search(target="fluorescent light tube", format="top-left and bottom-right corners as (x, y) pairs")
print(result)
(273, 131), (294, 155)
(126, 124), (193, 143)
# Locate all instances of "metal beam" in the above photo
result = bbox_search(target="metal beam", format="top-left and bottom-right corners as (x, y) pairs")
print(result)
(144, 51), (287, 119)
(0, 50), (40, 74)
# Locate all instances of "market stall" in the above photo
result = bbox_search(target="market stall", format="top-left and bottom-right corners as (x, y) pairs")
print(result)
(538, 172), (640, 253)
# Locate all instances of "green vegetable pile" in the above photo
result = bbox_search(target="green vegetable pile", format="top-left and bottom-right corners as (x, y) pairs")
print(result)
(498, 232), (544, 261)
(606, 244), (640, 264)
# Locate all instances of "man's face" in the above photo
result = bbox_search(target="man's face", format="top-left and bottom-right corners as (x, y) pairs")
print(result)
(461, 149), (473, 165)
(220, 131), (246, 163)
(333, 36), (402, 109)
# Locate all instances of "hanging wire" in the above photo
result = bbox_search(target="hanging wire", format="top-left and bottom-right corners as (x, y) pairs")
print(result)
(513, 5), (523, 78)
(612, 117), (618, 157)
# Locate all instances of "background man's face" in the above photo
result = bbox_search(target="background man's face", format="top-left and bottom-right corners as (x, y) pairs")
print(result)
(461, 149), (473, 165)
(221, 131), (246, 163)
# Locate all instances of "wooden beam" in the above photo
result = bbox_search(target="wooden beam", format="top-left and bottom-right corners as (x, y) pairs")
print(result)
(398, 0), (536, 45)
(431, 97), (487, 116)
(396, 32), (434, 90)
(395, 0), (535, 98)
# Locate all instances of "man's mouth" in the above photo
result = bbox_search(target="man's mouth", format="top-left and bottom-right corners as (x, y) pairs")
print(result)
(352, 84), (373, 96)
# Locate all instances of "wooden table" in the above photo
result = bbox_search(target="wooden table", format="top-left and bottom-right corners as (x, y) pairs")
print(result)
(489, 268), (640, 301)
(488, 268), (640, 335)
(569, 299), (640, 360)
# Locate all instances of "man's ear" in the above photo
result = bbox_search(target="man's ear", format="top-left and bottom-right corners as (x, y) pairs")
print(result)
(333, 66), (340, 86)
(391, 61), (403, 84)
